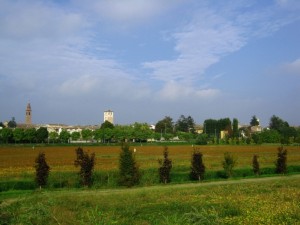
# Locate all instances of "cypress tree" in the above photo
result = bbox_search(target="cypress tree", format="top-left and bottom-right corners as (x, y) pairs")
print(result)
(74, 147), (95, 187)
(118, 143), (140, 187)
(190, 148), (205, 181)
(275, 146), (287, 174)
(158, 146), (172, 184)
(252, 154), (260, 175)
(34, 152), (50, 189)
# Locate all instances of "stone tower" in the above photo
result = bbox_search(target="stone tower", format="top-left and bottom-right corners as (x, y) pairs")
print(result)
(104, 110), (114, 124)
(25, 103), (32, 125)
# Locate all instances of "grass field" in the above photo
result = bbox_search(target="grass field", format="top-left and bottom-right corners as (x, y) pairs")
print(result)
(1, 175), (300, 224)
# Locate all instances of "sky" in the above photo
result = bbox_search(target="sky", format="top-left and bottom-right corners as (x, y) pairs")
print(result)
(0, 0), (300, 127)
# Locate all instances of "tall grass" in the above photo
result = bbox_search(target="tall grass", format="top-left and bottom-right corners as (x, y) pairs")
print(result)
(1, 165), (300, 191)
(1, 176), (300, 224)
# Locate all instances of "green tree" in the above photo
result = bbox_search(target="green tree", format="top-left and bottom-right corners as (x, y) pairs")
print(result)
(190, 148), (205, 181)
(101, 120), (114, 129)
(260, 129), (281, 143)
(81, 129), (93, 142)
(158, 146), (172, 184)
(295, 127), (300, 144)
(59, 129), (70, 143)
(176, 115), (195, 133)
(7, 117), (17, 128)
(36, 127), (49, 143)
(218, 118), (232, 137)
(49, 131), (58, 143)
(195, 133), (208, 145)
(269, 115), (289, 132)
(1, 128), (13, 143)
(133, 122), (152, 142)
(232, 118), (239, 138)
(222, 152), (237, 178)
(252, 154), (260, 175)
(118, 143), (140, 187)
(275, 146), (287, 174)
(204, 118), (232, 138)
(74, 147), (95, 187)
(269, 115), (295, 144)
(0, 122), (4, 128)
(71, 131), (81, 141)
(24, 128), (37, 143)
(102, 128), (113, 143)
(93, 128), (102, 142)
(177, 131), (195, 142)
(250, 115), (259, 126)
(280, 126), (297, 144)
(203, 119), (218, 136)
(114, 125), (134, 142)
(155, 116), (174, 134)
(252, 133), (262, 144)
(13, 128), (24, 143)
(34, 152), (50, 189)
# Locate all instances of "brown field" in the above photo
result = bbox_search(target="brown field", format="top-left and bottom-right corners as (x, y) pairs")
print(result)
(0, 145), (300, 177)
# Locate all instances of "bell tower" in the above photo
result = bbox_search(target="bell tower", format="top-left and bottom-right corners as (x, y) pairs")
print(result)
(25, 103), (32, 125)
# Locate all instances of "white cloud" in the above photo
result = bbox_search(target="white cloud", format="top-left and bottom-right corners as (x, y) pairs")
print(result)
(72, 0), (184, 28)
(143, 1), (300, 84)
(143, 6), (246, 82)
(281, 58), (300, 75)
(276, 0), (300, 10)
(59, 75), (99, 95)
(0, 0), (85, 40)
(157, 81), (220, 101)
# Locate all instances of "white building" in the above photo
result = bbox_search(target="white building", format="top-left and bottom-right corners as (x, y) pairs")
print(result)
(104, 110), (114, 124)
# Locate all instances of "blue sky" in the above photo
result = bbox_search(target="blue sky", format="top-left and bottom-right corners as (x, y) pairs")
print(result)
(0, 0), (300, 126)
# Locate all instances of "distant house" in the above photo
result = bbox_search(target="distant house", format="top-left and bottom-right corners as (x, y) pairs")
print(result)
(149, 124), (155, 130)
(194, 125), (203, 134)
(220, 130), (229, 139)
(250, 125), (262, 133)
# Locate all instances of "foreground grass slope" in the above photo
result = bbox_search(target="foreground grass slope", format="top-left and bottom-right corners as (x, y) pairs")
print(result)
(1, 175), (300, 225)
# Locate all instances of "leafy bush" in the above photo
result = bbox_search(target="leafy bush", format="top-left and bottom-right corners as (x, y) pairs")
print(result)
(222, 152), (237, 178)
(195, 134), (208, 145)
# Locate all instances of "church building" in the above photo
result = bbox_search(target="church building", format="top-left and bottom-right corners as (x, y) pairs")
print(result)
(25, 103), (32, 125)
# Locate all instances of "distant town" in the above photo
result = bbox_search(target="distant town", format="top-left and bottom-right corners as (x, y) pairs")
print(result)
(0, 103), (299, 145)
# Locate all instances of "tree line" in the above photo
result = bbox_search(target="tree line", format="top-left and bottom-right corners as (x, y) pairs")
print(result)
(35, 145), (289, 189)
(1, 115), (300, 145)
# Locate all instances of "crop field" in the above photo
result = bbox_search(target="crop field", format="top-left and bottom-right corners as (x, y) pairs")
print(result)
(1, 144), (300, 176)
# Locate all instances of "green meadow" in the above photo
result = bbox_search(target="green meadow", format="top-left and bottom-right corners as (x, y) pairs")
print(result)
(1, 175), (300, 224)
